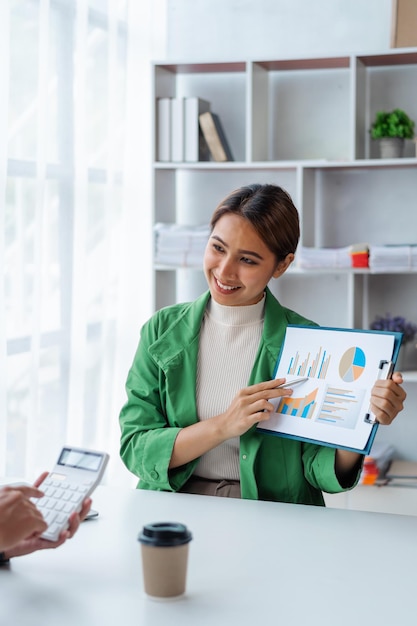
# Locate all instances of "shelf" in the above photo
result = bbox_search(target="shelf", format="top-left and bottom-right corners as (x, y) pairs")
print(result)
(155, 264), (417, 276)
(154, 157), (417, 170)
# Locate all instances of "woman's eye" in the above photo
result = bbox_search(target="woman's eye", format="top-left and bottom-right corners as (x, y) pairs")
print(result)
(241, 257), (256, 265)
(213, 244), (224, 253)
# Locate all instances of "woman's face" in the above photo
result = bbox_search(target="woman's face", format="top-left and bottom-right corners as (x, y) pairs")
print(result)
(204, 213), (293, 306)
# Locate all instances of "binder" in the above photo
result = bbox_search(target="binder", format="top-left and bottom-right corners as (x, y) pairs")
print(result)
(257, 325), (402, 454)
(156, 97), (171, 162)
(198, 111), (234, 162)
(171, 97), (185, 162)
(184, 97), (211, 162)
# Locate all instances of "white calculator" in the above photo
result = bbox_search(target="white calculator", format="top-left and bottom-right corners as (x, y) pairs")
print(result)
(32, 446), (110, 542)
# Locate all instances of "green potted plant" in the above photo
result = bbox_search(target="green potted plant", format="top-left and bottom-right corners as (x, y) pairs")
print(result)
(370, 108), (415, 158)
(370, 312), (417, 370)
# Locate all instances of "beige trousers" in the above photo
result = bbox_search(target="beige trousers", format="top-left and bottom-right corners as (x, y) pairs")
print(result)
(179, 476), (241, 499)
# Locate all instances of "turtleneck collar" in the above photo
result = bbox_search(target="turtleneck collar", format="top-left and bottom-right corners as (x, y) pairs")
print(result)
(206, 293), (265, 326)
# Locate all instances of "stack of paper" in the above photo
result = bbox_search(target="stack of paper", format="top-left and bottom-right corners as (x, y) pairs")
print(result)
(369, 245), (417, 272)
(154, 223), (210, 267)
(296, 246), (352, 269)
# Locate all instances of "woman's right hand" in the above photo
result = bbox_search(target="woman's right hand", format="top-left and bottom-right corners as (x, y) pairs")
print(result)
(170, 378), (294, 469)
(215, 377), (294, 439)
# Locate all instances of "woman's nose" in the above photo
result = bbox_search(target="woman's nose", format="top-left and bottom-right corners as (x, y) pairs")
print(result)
(218, 257), (237, 278)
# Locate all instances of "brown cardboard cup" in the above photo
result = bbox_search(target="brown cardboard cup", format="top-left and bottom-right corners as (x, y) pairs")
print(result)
(138, 522), (192, 600)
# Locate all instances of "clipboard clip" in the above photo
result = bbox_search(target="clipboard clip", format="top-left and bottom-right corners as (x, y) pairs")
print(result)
(364, 360), (394, 424)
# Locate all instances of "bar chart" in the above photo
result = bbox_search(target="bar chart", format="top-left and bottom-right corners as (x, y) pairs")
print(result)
(287, 346), (330, 379)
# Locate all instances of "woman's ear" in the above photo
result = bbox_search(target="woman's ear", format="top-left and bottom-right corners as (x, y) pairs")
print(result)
(273, 253), (295, 278)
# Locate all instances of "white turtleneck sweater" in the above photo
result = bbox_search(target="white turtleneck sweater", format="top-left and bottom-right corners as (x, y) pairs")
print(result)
(194, 295), (265, 481)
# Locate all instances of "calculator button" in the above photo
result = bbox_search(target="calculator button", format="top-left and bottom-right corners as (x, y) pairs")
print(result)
(47, 523), (61, 538)
(43, 511), (57, 524)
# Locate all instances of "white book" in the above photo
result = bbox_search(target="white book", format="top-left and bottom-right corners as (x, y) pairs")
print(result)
(184, 97), (211, 162)
(156, 97), (171, 161)
(170, 97), (185, 162)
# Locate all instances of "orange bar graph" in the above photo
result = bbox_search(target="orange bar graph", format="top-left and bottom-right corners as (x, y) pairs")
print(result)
(276, 388), (318, 419)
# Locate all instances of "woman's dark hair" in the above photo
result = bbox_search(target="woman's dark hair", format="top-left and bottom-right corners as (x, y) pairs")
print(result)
(210, 183), (300, 262)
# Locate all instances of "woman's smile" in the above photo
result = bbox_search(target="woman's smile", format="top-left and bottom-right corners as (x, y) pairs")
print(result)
(214, 277), (241, 292)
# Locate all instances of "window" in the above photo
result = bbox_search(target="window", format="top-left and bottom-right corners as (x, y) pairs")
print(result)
(1, 0), (153, 484)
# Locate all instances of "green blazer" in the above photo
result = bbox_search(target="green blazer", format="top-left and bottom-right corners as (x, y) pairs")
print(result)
(119, 288), (360, 505)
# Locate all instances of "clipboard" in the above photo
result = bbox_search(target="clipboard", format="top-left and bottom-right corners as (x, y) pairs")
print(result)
(257, 325), (402, 454)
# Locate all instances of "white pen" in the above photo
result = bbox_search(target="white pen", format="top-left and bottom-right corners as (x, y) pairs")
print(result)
(278, 376), (309, 388)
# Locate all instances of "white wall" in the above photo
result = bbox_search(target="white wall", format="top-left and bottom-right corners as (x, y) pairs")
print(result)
(165, 0), (394, 60)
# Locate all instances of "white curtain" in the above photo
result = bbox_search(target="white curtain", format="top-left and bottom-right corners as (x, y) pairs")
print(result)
(1, 0), (162, 485)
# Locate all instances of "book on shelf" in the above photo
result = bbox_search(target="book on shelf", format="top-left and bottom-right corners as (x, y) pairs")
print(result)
(257, 325), (402, 455)
(170, 97), (185, 162)
(198, 111), (234, 162)
(156, 97), (171, 162)
(184, 97), (211, 162)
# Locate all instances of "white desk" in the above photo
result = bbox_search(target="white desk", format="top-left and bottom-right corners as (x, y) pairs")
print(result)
(325, 484), (417, 516)
(1, 485), (416, 626)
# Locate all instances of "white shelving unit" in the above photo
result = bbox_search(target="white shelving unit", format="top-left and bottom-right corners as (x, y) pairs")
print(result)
(152, 49), (417, 466)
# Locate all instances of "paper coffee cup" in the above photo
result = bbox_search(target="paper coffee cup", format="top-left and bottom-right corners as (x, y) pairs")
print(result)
(138, 522), (192, 600)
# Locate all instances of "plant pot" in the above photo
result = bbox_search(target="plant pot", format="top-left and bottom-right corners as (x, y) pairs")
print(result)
(396, 345), (406, 372)
(396, 342), (417, 372)
(378, 137), (405, 158)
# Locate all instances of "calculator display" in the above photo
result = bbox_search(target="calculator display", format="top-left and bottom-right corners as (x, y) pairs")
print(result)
(58, 448), (102, 472)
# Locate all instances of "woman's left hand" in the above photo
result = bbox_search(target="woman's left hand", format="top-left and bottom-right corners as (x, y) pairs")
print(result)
(369, 371), (406, 425)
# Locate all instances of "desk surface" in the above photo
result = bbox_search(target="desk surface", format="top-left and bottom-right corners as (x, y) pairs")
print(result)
(1, 485), (416, 626)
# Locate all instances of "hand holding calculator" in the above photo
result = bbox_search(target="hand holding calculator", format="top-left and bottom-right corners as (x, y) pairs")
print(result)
(31, 446), (109, 542)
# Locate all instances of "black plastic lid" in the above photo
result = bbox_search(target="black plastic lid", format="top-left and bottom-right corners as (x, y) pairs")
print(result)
(138, 522), (192, 547)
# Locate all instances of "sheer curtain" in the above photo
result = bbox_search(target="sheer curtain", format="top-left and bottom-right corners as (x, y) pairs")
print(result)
(0, 0), (163, 484)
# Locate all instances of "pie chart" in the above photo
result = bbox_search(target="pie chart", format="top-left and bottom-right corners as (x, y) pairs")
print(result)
(339, 347), (366, 382)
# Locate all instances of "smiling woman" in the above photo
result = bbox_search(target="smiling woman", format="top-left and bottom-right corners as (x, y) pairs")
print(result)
(119, 182), (406, 505)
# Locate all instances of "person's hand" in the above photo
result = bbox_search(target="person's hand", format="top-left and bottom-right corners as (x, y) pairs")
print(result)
(5, 497), (92, 559)
(1, 472), (92, 559)
(369, 371), (406, 425)
(170, 377), (294, 469)
(0, 482), (47, 552)
(217, 377), (294, 439)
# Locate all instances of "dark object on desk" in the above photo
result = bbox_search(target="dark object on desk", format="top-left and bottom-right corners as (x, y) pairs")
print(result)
(84, 509), (99, 520)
